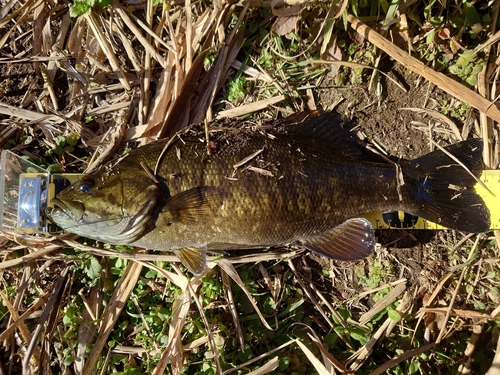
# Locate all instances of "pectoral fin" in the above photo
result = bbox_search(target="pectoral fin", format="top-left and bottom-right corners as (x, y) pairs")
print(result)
(300, 218), (375, 261)
(162, 187), (223, 225)
(175, 247), (207, 275)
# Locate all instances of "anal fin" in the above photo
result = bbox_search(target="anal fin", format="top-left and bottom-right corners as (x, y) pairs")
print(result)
(175, 246), (207, 275)
(300, 218), (375, 261)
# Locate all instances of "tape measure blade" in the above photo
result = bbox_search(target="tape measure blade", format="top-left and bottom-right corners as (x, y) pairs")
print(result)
(476, 170), (500, 230)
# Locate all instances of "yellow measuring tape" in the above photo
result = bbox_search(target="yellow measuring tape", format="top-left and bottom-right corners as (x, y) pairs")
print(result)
(363, 169), (500, 230)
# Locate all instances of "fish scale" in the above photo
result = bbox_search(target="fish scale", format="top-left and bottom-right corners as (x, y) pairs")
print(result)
(47, 111), (491, 274)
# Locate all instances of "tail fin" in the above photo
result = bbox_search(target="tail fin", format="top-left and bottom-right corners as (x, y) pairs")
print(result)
(405, 139), (490, 232)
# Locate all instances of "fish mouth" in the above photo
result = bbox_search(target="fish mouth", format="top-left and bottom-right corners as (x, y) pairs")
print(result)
(48, 198), (85, 222)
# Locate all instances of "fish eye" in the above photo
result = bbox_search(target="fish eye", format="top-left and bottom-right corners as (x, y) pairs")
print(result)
(78, 178), (95, 193)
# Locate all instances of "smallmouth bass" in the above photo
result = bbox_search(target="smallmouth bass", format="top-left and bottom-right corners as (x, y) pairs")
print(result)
(47, 111), (491, 274)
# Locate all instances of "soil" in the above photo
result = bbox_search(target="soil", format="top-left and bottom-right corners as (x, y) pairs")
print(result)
(0, 62), (38, 104)
(317, 62), (463, 159)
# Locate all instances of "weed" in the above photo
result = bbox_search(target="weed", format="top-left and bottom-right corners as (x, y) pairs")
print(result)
(345, 42), (376, 85)
(440, 99), (471, 117)
(44, 133), (80, 168)
(227, 76), (248, 103)
(448, 50), (486, 86)
(356, 258), (395, 288)
(69, 0), (113, 17)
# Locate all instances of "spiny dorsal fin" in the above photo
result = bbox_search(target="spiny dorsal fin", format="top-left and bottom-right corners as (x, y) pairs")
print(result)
(300, 218), (375, 261)
(162, 187), (223, 224)
(285, 111), (364, 158)
(175, 247), (207, 275)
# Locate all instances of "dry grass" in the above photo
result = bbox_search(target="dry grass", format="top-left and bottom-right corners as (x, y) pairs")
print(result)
(1, 0), (500, 374)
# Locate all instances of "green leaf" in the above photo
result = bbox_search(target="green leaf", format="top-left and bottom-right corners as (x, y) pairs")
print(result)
(323, 333), (338, 349)
(388, 308), (401, 322)
(63, 305), (82, 325)
(449, 64), (460, 74)
(351, 0), (359, 17)
(55, 135), (66, 147)
(86, 256), (102, 280)
(237, 344), (253, 362)
(426, 29), (437, 45)
(350, 330), (369, 345)
(430, 16), (443, 27)
(63, 354), (73, 366)
(115, 244), (135, 252)
(473, 300), (486, 310)
(463, 2), (481, 26)
(409, 360), (420, 374)
(157, 306), (171, 321)
(279, 356), (291, 371)
(465, 74), (478, 86)
(66, 132), (80, 146)
(277, 298), (304, 317)
(69, 0), (95, 17)
(457, 49), (476, 66)
(227, 76), (248, 102)
(54, 145), (64, 155)
(423, 0), (436, 20)
(379, 0), (389, 13)
(383, 0), (400, 26)
(97, 0), (113, 6)
(46, 164), (62, 173)
(144, 269), (159, 279)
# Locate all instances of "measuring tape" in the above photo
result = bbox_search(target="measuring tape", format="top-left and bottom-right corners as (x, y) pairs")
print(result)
(363, 169), (500, 230)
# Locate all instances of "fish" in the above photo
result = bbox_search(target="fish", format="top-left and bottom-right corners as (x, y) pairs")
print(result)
(46, 110), (491, 274)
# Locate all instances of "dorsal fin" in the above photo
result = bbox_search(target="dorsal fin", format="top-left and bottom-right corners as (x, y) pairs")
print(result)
(284, 110), (364, 158)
